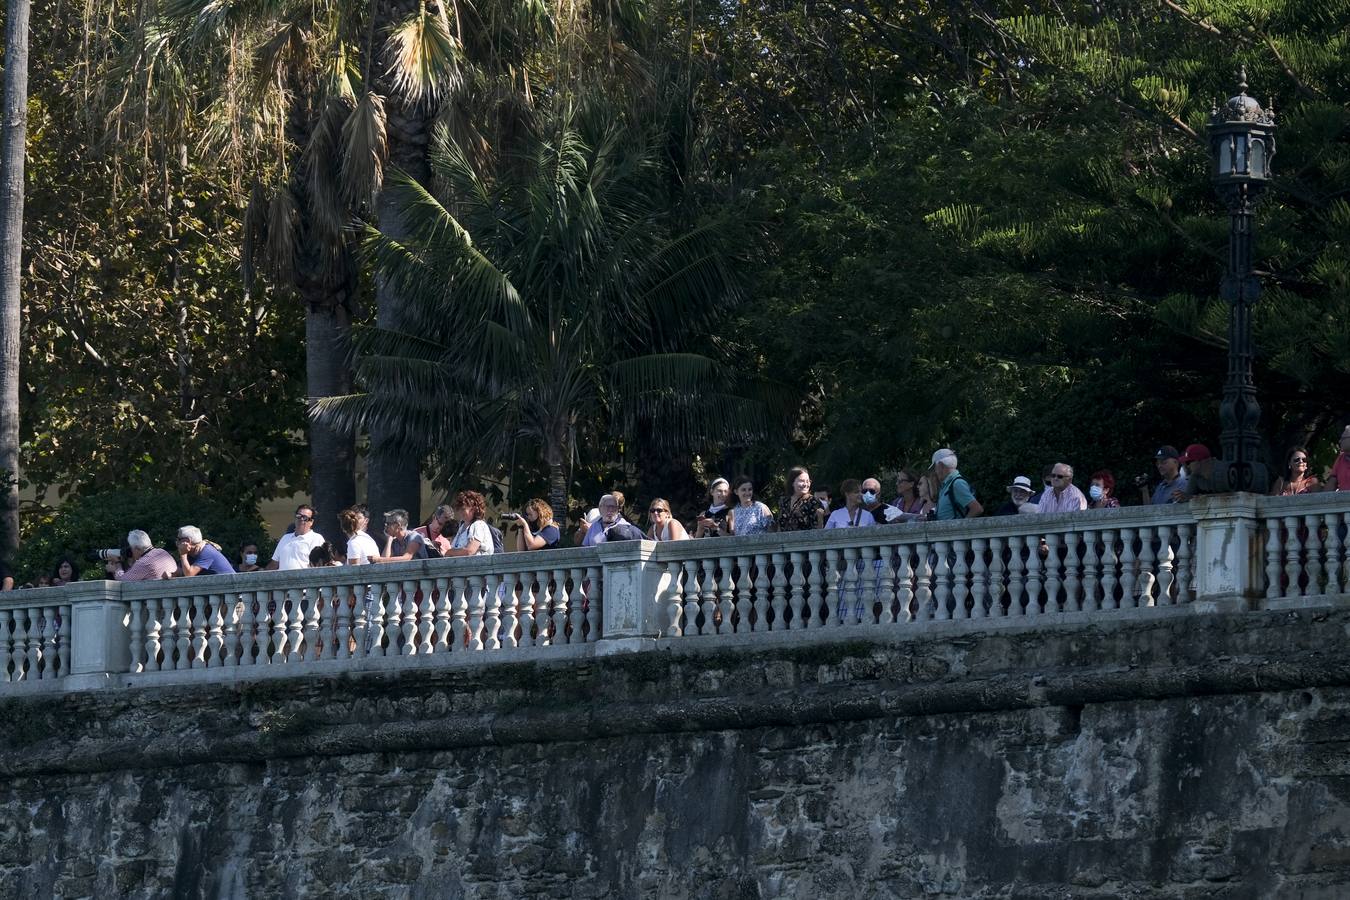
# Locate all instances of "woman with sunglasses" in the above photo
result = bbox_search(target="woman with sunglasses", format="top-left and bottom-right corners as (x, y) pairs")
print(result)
(646, 500), (690, 542)
(1272, 447), (1321, 496)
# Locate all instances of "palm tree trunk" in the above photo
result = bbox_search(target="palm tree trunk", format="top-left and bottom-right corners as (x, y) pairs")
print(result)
(546, 431), (568, 534)
(304, 293), (356, 548)
(366, 31), (430, 523)
(0, 0), (30, 558)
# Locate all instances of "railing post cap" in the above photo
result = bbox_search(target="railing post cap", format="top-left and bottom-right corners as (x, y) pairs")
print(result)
(1190, 491), (1261, 518)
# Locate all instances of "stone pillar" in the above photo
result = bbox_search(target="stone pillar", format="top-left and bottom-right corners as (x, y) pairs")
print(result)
(1189, 492), (1263, 611)
(65, 581), (131, 690)
(594, 540), (669, 654)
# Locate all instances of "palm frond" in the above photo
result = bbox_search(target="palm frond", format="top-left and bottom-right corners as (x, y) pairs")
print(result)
(339, 91), (388, 210)
(384, 1), (465, 106)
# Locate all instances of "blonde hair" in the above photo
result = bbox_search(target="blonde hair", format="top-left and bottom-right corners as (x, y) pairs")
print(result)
(524, 498), (553, 527)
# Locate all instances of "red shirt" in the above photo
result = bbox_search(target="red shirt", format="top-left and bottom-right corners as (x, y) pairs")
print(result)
(1333, 453), (1350, 491)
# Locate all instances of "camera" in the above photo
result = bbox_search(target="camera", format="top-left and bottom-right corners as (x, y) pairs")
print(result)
(502, 512), (522, 521)
(89, 548), (122, 562)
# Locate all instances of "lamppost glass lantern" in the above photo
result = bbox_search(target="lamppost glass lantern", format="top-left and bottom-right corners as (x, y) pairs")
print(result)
(1209, 66), (1276, 199)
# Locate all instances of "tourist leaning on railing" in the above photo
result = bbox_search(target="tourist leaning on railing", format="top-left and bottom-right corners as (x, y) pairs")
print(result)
(726, 476), (773, 536)
(776, 467), (827, 532)
(931, 449), (983, 520)
(108, 529), (175, 581)
(174, 525), (236, 577)
(825, 479), (876, 528)
(1088, 471), (1120, 509)
(1272, 447), (1322, 496)
(646, 498), (690, 541)
(892, 468), (930, 519)
(1035, 464), (1087, 514)
(511, 499), (562, 551)
(373, 509), (429, 563)
(1326, 427), (1350, 492)
(444, 491), (495, 557)
(340, 507), (379, 565)
(692, 478), (731, 538)
(267, 506), (325, 570)
(237, 541), (263, 573)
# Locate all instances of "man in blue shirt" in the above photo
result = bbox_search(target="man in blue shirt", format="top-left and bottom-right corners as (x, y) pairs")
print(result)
(1140, 445), (1190, 504)
(175, 525), (237, 577)
(932, 448), (984, 520)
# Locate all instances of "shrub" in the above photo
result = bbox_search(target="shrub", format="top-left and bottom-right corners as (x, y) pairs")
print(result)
(16, 491), (269, 583)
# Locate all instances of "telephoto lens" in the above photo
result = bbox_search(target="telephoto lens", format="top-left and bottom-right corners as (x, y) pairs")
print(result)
(90, 548), (122, 561)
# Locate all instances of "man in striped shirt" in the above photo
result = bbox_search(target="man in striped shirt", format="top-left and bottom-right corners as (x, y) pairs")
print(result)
(1036, 463), (1088, 513)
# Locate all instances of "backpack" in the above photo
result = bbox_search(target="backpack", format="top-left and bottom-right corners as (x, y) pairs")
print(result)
(930, 476), (973, 520)
(488, 524), (505, 554)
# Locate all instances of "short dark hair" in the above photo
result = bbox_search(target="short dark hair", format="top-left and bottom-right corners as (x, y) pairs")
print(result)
(295, 504), (315, 517)
(840, 478), (862, 495)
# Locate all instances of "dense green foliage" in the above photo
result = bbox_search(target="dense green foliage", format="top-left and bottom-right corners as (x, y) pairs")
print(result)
(15, 490), (268, 582)
(6, 0), (1350, 537)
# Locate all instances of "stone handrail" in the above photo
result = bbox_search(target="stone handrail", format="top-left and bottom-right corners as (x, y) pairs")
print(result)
(2, 491), (1348, 692)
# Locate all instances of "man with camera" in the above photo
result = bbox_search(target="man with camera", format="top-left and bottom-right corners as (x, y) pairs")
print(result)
(175, 525), (236, 577)
(105, 530), (176, 581)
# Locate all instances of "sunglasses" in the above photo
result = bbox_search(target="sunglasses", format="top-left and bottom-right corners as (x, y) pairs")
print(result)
(295, 515), (314, 522)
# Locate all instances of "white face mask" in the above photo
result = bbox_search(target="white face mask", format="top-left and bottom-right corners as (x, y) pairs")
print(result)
(243, 553), (258, 565)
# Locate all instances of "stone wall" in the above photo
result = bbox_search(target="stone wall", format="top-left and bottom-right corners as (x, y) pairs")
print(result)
(4, 604), (1350, 898)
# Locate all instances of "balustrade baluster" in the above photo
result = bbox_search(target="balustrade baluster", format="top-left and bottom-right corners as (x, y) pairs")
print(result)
(770, 553), (788, 630)
(1023, 536), (1043, 617)
(267, 591), (287, 664)
(167, 597), (187, 671)
(1063, 532), (1084, 612)
(466, 575), (486, 650)
(0, 612), (13, 682)
(1324, 513), (1344, 596)
(239, 593), (259, 666)
(515, 572), (536, 647)
(334, 585), (352, 660)
(952, 540), (971, 620)
(1174, 524), (1195, 604)
(932, 541), (952, 621)
(1006, 538), (1026, 617)
(483, 573), (503, 651)
(1135, 529), (1157, 607)
(874, 545), (896, 625)
(129, 598), (145, 673)
(1118, 529), (1138, 608)
(893, 546), (914, 623)
(1305, 515), (1324, 596)
(978, 538), (998, 619)
(859, 545), (879, 625)
(682, 561), (702, 636)
(188, 595), (208, 667)
(25, 608), (40, 680)
(1099, 530), (1118, 610)
(39, 608), (56, 679)
(449, 576), (468, 650)
(699, 560), (718, 635)
(788, 552), (807, 630)
(914, 544), (934, 620)
(718, 556), (736, 635)
(305, 587), (325, 660)
(367, 586), (388, 658)
(819, 549), (840, 625)
(1156, 526), (1177, 605)
(662, 562), (683, 638)
(56, 605), (71, 677)
(584, 565), (601, 642)
(207, 595), (225, 667)
(734, 555), (752, 633)
(285, 589), (305, 662)
(1042, 534), (1062, 614)
(805, 550), (826, 629)
(8, 610), (26, 680)
(500, 575), (519, 650)
(751, 554), (770, 632)
(836, 548), (855, 624)
(551, 569), (570, 645)
(0, 611), (12, 681)
(1258, 520), (1279, 599)
(1283, 516), (1303, 597)
(571, 567), (592, 644)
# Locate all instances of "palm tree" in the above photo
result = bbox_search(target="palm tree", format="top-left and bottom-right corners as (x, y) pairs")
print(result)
(317, 107), (765, 522)
(0, 0), (31, 556)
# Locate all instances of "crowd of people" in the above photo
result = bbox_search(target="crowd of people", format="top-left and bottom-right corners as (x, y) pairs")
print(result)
(3, 427), (1348, 589)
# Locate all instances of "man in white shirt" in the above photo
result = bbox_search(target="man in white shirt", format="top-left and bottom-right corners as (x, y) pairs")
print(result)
(266, 505), (326, 570)
(1035, 463), (1088, 514)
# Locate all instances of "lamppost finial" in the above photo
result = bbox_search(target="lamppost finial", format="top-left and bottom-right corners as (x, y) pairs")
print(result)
(1236, 64), (1248, 94)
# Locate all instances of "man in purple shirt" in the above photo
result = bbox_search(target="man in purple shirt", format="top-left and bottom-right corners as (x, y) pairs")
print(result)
(1036, 463), (1088, 513)
(107, 530), (176, 581)
(175, 525), (237, 577)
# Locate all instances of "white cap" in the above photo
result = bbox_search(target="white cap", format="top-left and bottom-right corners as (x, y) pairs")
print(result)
(583, 508), (601, 525)
(931, 448), (956, 467)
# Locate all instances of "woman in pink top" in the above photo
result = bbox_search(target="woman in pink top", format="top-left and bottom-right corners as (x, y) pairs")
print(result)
(414, 505), (455, 555)
(1328, 428), (1350, 492)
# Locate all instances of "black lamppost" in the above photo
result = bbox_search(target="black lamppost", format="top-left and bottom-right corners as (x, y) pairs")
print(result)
(1208, 66), (1275, 493)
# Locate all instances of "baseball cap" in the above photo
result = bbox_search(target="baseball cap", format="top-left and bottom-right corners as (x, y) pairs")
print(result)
(1154, 445), (1179, 461)
(1179, 443), (1212, 464)
(1007, 475), (1033, 493)
(931, 448), (956, 467)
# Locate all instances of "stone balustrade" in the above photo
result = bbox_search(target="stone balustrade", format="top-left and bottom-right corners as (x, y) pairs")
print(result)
(3, 491), (1348, 692)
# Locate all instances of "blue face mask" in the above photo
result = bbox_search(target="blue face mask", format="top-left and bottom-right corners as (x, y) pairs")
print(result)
(1089, 485), (1104, 501)
(861, 491), (877, 505)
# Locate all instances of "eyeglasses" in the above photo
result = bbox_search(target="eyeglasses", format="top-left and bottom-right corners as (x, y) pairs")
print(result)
(1051, 474), (1069, 480)
(649, 508), (668, 514)
(295, 515), (314, 522)
(1292, 457), (1308, 464)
